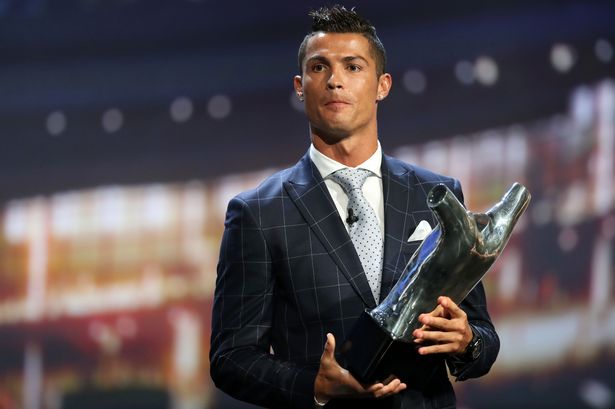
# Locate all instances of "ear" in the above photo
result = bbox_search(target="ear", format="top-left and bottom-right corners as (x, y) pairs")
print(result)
(376, 73), (392, 101)
(293, 75), (303, 96)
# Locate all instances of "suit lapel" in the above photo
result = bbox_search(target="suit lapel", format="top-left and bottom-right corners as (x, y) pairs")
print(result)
(284, 153), (376, 308)
(380, 155), (418, 300)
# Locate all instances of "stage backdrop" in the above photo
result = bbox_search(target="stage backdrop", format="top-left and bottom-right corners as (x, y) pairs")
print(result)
(1, 1), (614, 409)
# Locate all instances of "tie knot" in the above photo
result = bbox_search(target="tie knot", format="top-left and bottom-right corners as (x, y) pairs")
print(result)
(330, 168), (372, 193)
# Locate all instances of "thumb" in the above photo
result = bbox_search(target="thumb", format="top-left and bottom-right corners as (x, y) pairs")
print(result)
(322, 333), (336, 359)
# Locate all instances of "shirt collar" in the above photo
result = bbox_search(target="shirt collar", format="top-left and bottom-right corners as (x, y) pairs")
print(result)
(309, 141), (383, 180)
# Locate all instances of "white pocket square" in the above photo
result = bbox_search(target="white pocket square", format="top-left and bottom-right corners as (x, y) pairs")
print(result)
(407, 220), (432, 242)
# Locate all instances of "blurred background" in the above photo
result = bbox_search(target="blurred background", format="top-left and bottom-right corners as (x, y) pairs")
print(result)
(1, 0), (614, 408)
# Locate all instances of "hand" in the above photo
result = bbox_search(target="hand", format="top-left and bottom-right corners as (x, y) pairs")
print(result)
(412, 296), (473, 356)
(314, 333), (407, 403)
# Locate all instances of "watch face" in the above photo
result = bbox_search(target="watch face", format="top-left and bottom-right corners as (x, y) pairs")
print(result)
(470, 336), (482, 360)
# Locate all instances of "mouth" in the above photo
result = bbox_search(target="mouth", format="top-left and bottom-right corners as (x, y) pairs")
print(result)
(324, 100), (351, 110)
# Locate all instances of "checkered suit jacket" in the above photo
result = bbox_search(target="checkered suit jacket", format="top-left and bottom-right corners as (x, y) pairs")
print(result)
(210, 152), (499, 409)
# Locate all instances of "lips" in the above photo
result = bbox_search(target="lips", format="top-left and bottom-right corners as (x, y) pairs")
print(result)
(324, 100), (351, 110)
(325, 99), (350, 105)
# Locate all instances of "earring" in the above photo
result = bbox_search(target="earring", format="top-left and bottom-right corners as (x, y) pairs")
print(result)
(298, 92), (304, 102)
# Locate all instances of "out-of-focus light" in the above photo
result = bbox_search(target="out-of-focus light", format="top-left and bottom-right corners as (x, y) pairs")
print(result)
(46, 111), (66, 136)
(99, 326), (121, 355)
(498, 250), (521, 302)
(102, 108), (123, 133)
(95, 186), (125, 234)
(0, 300), (27, 323)
(5, 200), (27, 244)
(116, 316), (138, 338)
(595, 38), (613, 63)
(207, 94), (232, 119)
(143, 185), (171, 229)
(51, 192), (81, 238)
(170, 97), (194, 123)
(170, 309), (201, 381)
(474, 56), (499, 86)
(571, 86), (594, 131)
(579, 380), (613, 409)
(290, 91), (304, 112)
(504, 131), (528, 177)
(167, 275), (189, 299)
(403, 69), (427, 94)
(422, 141), (448, 175)
(454, 60), (474, 85)
(89, 321), (106, 341)
(551, 43), (576, 73)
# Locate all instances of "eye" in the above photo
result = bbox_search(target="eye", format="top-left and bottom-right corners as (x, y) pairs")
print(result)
(347, 64), (362, 72)
(312, 63), (327, 72)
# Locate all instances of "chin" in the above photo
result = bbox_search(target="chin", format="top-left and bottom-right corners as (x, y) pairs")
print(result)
(311, 125), (352, 143)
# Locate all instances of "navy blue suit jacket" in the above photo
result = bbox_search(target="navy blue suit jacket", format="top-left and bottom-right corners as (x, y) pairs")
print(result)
(210, 152), (499, 409)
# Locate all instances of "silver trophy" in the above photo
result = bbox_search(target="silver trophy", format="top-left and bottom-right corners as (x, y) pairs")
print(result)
(341, 182), (531, 383)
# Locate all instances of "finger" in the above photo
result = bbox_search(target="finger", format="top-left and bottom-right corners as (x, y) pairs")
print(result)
(321, 333), (336, 362)
(326, 333), (336, 354)
(416, 320), (434, 332)
(373, 378), (401, 398)
(417, 315), (459, 332)
(390, 381), (407, 394)
(376, 378), (407, 398)
(414, 329), (463, 345)
(381, 375), (401, 386)
(425, 304), (444, 317)
(418, 342), (458, 355)
(364, 382), (384, 394)
(381, 374), (395, 384)
(439, 296), (466, 319)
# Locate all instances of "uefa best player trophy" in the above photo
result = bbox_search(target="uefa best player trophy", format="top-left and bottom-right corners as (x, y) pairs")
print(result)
(341, 182), (531, 383)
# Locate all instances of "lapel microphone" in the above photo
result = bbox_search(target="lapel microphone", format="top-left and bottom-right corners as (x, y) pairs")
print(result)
(346, 208), (359, 225)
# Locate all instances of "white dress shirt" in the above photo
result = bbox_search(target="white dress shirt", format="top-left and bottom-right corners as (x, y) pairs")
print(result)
(309, 143), (385, 236)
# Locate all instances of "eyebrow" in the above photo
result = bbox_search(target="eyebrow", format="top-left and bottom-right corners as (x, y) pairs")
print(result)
(306, 55), (370, 66)
(343, 56), (370, 65)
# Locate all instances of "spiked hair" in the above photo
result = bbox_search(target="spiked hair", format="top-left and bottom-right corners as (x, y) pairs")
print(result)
(297, 5), (386, 76)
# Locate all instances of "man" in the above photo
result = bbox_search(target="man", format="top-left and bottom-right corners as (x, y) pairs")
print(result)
(210, 5), (499, 409)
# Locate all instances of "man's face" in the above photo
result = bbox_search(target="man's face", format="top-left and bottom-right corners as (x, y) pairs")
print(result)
(294, 32), (391, 143)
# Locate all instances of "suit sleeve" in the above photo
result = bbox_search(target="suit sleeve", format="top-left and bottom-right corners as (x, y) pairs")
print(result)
(209, 196), (318, 409)
(446, 178), (501, 380)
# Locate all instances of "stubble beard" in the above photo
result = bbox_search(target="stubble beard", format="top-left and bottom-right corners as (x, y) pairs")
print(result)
(309, 121), (355, 146)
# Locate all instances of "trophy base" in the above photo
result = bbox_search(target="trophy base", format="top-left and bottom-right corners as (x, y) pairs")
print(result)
(341, 311), (444, 389)
(340, 310), (397, 384)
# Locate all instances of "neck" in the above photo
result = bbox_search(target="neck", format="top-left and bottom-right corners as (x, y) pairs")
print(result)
(311, 133), (378, 168)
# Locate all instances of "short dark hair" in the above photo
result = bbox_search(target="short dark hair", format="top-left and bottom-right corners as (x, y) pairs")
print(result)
(297, 5), (386, 76)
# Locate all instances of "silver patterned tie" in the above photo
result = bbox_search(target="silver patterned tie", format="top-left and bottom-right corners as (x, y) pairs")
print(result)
(330, 168), (384, 303)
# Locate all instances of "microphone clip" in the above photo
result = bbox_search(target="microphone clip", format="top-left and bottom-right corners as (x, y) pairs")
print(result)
(346, 208), (359, 225)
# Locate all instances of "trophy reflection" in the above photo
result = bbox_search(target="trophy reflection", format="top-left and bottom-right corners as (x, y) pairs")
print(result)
(341, 182), (531, 383)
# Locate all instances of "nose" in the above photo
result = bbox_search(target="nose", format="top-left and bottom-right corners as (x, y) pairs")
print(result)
(326, 68), (343, 90)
